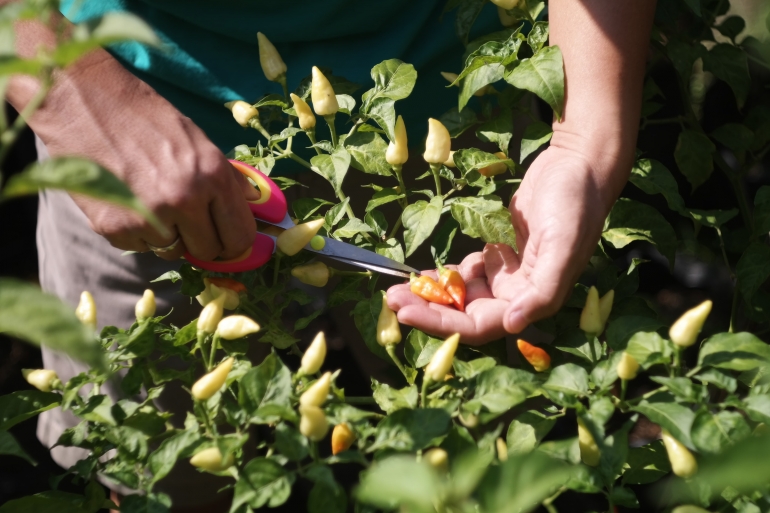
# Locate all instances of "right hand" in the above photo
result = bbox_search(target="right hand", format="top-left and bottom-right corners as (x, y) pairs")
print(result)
(29, 52), (257, 262)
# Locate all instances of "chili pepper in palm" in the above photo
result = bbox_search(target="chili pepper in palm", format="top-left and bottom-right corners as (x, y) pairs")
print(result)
(579, 286), (603, 336)
(661, 429), (698, 478)
(598, 289), (614, 329)
(299, 404), (329, 441)
(424, 448), (449, 472)
(423, 118), (451, 164)
(425, 333), (460, 382)
(479, 152), (509, 177)
(616, 352), (639, 381)
(311, 66), (338, 116)
(190, 447), (234, 472)
(376, 294), (402, 347)
(300, 332), (327, 375)
(437, 265), (466, 312)
(226, 100), (259, 127)
(410, 273), (453, 306)
(289, 93), (316, 131)
(216, 315), (260, 340)
(76, 291), (97, 330)
(191, 357), (233, 401)
(22, 369), (60, 392)
(291, 261), (330, 287)
(300, 371), (332, 407)
(386, 115), (408, 166)
(669, 300), (712, 348)
(276, 218), (325, 256)
(517, 339), (551, 372)
(577, 418), (601, 467)
(257, 32), (287, 83)
(135, 289), (156, 321)
(331, 423), (355, 455)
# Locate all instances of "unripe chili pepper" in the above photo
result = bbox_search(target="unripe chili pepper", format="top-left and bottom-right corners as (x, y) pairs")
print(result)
(424, 448), (449, 472)
(311, 66), (338, 116)
(276, 218), (325, 256)
(459, 412), (478, 428)
(496, 437), (508, 462)
(22, 369), (60, 392)
(423, 118), (451, 165)
(300, 331), (327, 375)
(672, 507), (712, 513)
(197, 295), (225, 335)
(386, 115), (409, 166)
(331, 423), (355, 455)
(577, 418), (601, 467)
(598, 289), (614, 329)
(425, 333), (460, 382)
(191, 357), (233, 401)
(478, 152), (509, 177)
(190, 447), (234, 472)
(227, 100), (259, 127)
(299, 371), (332, 407)
(497, 6), (518, 27)
(669, 300), (712, 348)
(376, 294), (402, 347)
(257, 32), (287, 83)
(291, 262), (330, 287)
(616, 352), (640, 381)
(299, 404), (329, 441)
(290, 93), (316, 130)
(76, 291), (97, 330)
(437, 265), (466, 312)
(444, 150), (456, 168)
(661, 429), (698, 478)
(410, 273), (453, 306)
(310, 235), (325, 250)
(579, 286), (603, 336)
(216, 315), (260, 340)
(135, 289), (156, 321)
(490, 0), (524, 8)
(517, 339), (551, 372)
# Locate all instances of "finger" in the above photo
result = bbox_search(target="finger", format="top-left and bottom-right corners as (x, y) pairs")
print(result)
(386, 284), (426, 311)
(483, 244), (521, 298)
(175, 205), (223, 262)
(151, 238), (188, 261)
(465, 277), (494, 303)
(421, 269), (439, 281)
(397, 298), (509, 345)
(235, 167), (261, 201)
(457, 252), (485, 281)
(209, 164), (259, 260)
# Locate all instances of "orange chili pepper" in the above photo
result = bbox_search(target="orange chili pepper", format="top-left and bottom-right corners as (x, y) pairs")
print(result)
(517, 339), (551, 372)
(410, 273), (453, 305)
(207, 277), (247, 294)
(437, 264), (466, 312)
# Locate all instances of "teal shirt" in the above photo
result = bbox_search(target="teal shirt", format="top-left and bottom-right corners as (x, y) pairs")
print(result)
(62, 1), (497, 153)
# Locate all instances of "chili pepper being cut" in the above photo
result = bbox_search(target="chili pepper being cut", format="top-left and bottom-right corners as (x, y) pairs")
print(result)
(517, 339), (551, 372)
(410, 273), (453, 306)
(226, 100), (259, 127)
(437, 265), (466, 312)
(276, 218), (325, 256)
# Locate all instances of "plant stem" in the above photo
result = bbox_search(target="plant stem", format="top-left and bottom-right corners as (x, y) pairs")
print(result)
(324, 115), (338, 147)
(344, 396), (377, 405)
(346, 119), (363, 138)
(542, 487), (565, 513)
(208, 334), (220, 371)
(306, 128), (322, 155)
(248, 118), (273, 141)
(310, 442), (319, 462)
(730, 286), (739, 334)
(0, 78), (51, 174)
(715, 227), (739, 333)
(287, 152), (312, 169)
(672, 346), (682, 377)
(279, 76), (289, 102)
(290, 343), (303, 358)
(430, 164), (442, 197)
(387, 216), (403, 240)
(620, 379), (627, 402)
(420, 378), (431, 408)
(713, 151), (753, 232)
(385, 344), (411, 383)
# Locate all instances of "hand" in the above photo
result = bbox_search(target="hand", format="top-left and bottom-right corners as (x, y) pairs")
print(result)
(387, 144), (624, 344)
(24, 52), (258, 261)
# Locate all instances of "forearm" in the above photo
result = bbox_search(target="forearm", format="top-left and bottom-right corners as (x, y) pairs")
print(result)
(549, 0), (656, 207)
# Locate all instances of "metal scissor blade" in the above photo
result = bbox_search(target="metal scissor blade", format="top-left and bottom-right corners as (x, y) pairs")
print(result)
(306, 236), (420, 278)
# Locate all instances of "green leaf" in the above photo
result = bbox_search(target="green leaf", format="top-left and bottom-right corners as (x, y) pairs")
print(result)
(623, 440), (671, 485)
(333, 218), (373, 239)
(476, 108), (513, 154)
(0, 278), (104, 369)
(650, 376), (704, 403)
(682, 0), (701, 15)
(743, 395), (770, 424)
(543, 363), (589, 396)
(459, 63), (504, 111)
(736, 242), (770, 305)
(520, 121), (553, 162)
(274, 422), (309, 462)
(362, 97), (397, 141)
(375, 238), (405, 264)
(453, 357), (497, 380)
(238, 352), (293, 423)
(307, 466), (347, 513)
(0, 496), (91, 513)
(687, 208), (738, 228)
(674, 130), (716, 191)
(753, 186), (770, 237)
(552, 329), (602, 364)
(505, 45), (565, 119)
(402, 197), (443, 257)
(117, 493), (171, 513)
(453, 148), (514, 176)
(345, 131), (392, 177)
(609, 486), (639, 508)
(602, 198), (677, 268)
(293, 198), (333, 221)
(430, 218), (459, 266)
(591, 352), (623, 391)
(310, 147), (351, 195)
(365, 210), (388, 239)
(362, 59), (417, 105)
(371, 379), (418, 414)
(625, 331), (672, 369)
(506, 411), (557, 455)
(474, 367), (539, 413)
(356, 455), (440, 511)
(606, 316), (665, 351)
(629, 159), (686, 214)
(455, 0), (486, 44)
(404, 329), (444, 368)
(231, 457), (293, 510)
(366, 188), (404, 212)
(324, 198), (350, 232)
(711, 123), (754, 153)
(2, 157), (160, 231)
(450, 196), (516, 248)
(0, 430), (36, 465)
(369, 408), (451, 452)
(631, 393), (695, 448)
(694, 368), (737, 392)
(691, 410), (750, 454)
(439, 106), (479, 138)
(0, 390), (60, 430)
(698, 332), (770, 371)
(703, 43), (750, 108)
(352, 291), (390, 361)
(527, 21), (549, 52)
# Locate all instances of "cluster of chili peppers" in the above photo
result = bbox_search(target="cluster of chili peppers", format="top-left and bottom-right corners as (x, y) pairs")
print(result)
(409, 264), (467, 312)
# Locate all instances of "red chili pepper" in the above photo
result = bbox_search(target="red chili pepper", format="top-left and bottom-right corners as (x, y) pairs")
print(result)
(517, 339), (551, 372)
(437, 265), (466, 312)
(207, 277), (247, 294)
(410, 273), (453, 305)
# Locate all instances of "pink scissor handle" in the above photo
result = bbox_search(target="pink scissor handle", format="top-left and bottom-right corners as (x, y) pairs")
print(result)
(185, 232), (275, 273)
(229, 160), (287, 224)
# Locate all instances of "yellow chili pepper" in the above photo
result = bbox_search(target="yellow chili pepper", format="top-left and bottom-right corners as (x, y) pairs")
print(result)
(616, 352), (640, 381)
(577, 418), (601, 467)
(661, 429), (698, 478)
(299, 404), (329, 441)
(424, 447), (449, 472)
(598, 289), (614, 329)
(291, 262), (330, 287)
(386, 115), (409, 166)
(227, 100), (259, 127)
(423, 118), (451, 165)
(496, 437), (509, 462)
(478, 151), (509, 177)
(216, 315), (260, 340)
(311, 66), (339, 116)
(300, 331), (327, 375)
(669, 300), (712, 348)
(75, 291), (97, 330)
(191, 357), (233, 401)
(135, 289), (156, 321)
(444, 150), (456, 168)
(490, 0), (524, 8)
(197, 294), (225, 335)
(497, 6), (518, 27)
(672, 507), (712, 513)
(424, 333), (460, 382)
(257, 32), (287, 83)
(276, 218), (325, 256)
(331, 423), (355, 455)
(289, 93), (316, 130)
(376, 294), (402, 347)
(299, 371), (332, 407)
(190, 447), (234, 472)
(579, 286), (603, 336)
(197, 277), (242, 310)
(22, 369), (60, 392)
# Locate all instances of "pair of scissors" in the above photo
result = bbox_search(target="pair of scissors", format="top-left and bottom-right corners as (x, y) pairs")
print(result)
(184, 160), (419, 278)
